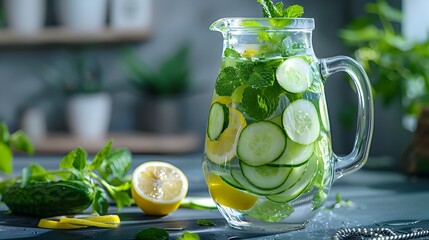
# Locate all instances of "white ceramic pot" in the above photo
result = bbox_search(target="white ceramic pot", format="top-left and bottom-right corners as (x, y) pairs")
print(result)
(67, 93), (112, 140)
(57, 0), (107, 32)
(402, 0), (429, 42)
(110, 0), (152, 30)
(4, 0), (46, 34)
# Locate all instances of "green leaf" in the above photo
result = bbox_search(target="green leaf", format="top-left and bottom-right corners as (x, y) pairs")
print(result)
(135, 227), (169, 240)
(257, 0), (276, 18)
(92, 187), (109, 215)
(176, 232), (200, 240)
(273, 2), (284, 17)
(0, 142), (12, 174)
(90, 140), (112, 170)
(246, 201), (294, 222)
(215, 67), (242, 96)
(98, 148), (132, 186)
(224, 48), (240, 58)
(240, 83), (282, 120)
(248, 65), (275, 88)
(0, 122), (9, 143)
(196, 219), (215, 226)
(60, 147), (87, 171)
(366, 1), (402, 22)
(113, 191), (132, 210)
(312, 189), (327, 211)
(284, 4), (304, 18)
(9, 130), (34, 155)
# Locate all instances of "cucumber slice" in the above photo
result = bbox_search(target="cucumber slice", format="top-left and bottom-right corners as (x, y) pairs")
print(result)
(220, 175), (244, 190)
(237, 121), (286, 166)
(269, 138), (314, 167)
(207, 102), (229, 141)
(240, 162), (291, 190)
(267, 155), (319, 203)
(276, 57), (312, 93)
(231, 163), (305, 196)
(283, 99), (320, 145)
(318, 93), (330, 131)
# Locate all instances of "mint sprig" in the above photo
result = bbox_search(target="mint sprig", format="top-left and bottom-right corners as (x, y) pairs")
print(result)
(257, 0), (304, 18)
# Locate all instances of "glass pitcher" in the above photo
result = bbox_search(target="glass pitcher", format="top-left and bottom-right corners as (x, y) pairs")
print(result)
(202, 18), (374, 232)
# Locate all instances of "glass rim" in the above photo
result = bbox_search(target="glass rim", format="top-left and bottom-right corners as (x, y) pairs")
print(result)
(210, 17), (315, 32)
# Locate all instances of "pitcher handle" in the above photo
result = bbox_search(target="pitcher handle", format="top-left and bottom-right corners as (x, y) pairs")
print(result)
(319, 56), (374, 181)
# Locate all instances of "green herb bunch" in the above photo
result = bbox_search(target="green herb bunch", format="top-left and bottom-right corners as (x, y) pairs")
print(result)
(0, 139), (133, 215)
(340, 0), (429, 118)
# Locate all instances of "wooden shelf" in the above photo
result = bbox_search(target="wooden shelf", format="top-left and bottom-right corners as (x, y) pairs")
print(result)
(0, 27), (151, 46)
(33, 132), (201, 155)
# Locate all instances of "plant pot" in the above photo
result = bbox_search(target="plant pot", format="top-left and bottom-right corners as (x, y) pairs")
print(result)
(4, 0), (46, 34)
(57, 0), (107, 32)
(67, 93), (112, 140)
(136, 96), (183, 134)
(110, 0), (152, 30)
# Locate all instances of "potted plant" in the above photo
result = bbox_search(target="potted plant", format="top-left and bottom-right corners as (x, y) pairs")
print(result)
(340, 0), (429, 175)
(41, 55), (112, 140)
(123, 44), (191, 133)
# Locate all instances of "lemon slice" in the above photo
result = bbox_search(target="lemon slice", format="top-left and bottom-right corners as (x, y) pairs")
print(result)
(38, 219), (87, 230)
(59, 218), (118, 228)
(131, 161), (188, 216)
(84, 215), (121, 224)
(206, 173), (258, 211)
(205, 108), (246, 164)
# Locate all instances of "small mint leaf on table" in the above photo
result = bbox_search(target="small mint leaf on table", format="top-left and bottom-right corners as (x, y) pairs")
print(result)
(60, 147), (87, 171)
(135, 227), (169, 240)
(90, 140), (112, 170)
(176, 231), (200, 240)
(93, 187), (109, 216)
(196, 219), (215, 226)
(0, 122), (10, 143)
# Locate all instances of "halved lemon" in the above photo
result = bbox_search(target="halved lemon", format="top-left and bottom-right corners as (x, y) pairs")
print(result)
(206, 173), (257, 211)
(131, 161), (188, 215)
(205, 107), (246, 164)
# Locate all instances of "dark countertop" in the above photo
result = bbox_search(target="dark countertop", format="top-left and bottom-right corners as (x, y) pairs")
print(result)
(1, 154), (429, 240)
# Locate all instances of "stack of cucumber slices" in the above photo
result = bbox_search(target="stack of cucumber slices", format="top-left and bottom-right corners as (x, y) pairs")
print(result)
(205, 56), (326, 205)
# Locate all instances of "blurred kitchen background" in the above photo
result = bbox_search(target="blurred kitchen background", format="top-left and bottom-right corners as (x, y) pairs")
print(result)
(0, 0), (427, 170)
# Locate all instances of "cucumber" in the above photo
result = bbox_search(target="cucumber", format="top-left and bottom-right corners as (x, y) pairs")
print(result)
(237, 121), (286, 166)
(318, 93), (330, 131)
(231, 163), (306, 196)
(283, 99), (320, 145)
(207, 102), (229, 141)
(276, 57), (312, 93)
(269, 138), (314, 167)
(220, 174), (244, 190)
(2, 180), (94, 217)
(240, 162), (291, 190)
(267, 154), (319, 203)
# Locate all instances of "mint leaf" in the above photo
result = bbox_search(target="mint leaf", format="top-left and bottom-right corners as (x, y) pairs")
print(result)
(93, 187), (109, 215)
(135, 227), (169, 240)
(248, 66), (274, 88)
(215, 61), (253, 96)
(113, 191), (132, 210)
(90, 140), (112, 170)
(176, 232), (200, 240)
(247, 201), (294, 222)
(0, 142), (12, 174)
(60, 147), (87, 171)
(273, 2), (284, 17)
(224, 48), (240, 58)
(257, 0), (276, 18)
(196, 219), (215, 226)
(240, 83), (282, 120)
(10, 130), (34, 155)
(98, 148), (132, 186)
(312, 189), (327, 211)
(0, 122), (9, 143)
(284, 4), (304, 18)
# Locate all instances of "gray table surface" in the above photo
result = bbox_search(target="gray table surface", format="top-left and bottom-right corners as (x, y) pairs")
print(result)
(1, 154), (428, 240)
